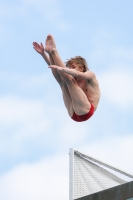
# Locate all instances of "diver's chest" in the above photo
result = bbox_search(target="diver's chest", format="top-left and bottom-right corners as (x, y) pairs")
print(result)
(78, 81), (88, 92)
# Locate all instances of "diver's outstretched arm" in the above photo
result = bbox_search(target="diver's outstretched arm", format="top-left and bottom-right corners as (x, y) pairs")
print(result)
(33, 41), (62, 85)
(33, 42), (50, 65)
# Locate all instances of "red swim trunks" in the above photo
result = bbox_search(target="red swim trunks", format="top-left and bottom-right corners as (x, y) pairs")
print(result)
(71, 104), (95, 122)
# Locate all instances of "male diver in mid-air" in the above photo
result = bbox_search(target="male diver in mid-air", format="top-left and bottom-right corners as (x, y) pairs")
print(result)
(33, 34), (100, 122)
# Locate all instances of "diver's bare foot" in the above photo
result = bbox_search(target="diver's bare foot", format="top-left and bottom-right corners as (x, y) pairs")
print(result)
(45, 34), (56, 54)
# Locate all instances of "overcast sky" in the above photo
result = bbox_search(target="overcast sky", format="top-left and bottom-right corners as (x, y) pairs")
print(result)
(0, 0), (133, 200)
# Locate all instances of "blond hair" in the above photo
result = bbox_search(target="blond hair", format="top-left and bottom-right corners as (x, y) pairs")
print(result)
(65, 56), (89, 72)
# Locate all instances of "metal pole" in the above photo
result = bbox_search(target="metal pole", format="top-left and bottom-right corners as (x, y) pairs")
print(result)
(69, 148), (74, 200)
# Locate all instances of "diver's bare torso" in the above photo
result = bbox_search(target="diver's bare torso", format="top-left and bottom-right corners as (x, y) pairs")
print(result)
(75, 74), (100, 111)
